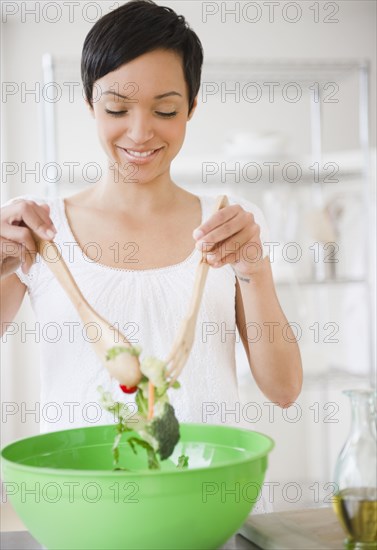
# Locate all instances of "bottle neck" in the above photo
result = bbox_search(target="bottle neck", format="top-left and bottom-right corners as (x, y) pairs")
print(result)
(348, 390), (376, 437)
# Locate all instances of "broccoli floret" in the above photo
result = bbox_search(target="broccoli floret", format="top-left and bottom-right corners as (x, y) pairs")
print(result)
(146, 403), (180, 460)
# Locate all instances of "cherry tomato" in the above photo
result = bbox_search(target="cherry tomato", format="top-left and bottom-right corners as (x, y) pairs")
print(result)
(119, 384), (138, 394)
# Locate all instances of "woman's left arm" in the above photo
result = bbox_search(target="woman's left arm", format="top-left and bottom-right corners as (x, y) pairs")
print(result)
(234, 257), (302, 407)
(193, 203), (303, 408)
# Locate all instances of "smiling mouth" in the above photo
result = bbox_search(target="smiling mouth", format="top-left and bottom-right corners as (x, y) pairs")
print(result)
(121, 148), (162, 158)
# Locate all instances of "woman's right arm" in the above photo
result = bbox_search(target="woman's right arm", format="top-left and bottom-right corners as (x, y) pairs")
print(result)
(1, 274), (27, 335)
(0, 199), (56, 336)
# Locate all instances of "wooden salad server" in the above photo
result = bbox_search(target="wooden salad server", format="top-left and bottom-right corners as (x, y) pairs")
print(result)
(165, 194), (230, 384)
(35, 237), (142, 388)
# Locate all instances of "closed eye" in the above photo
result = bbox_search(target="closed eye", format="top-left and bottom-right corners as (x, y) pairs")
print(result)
(156, 111), (177, 118)
(105, 109), (177, 118)
(105, 109), (127, 117)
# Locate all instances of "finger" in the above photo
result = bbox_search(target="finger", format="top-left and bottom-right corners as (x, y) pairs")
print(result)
(195, 211), (248, 253)
(6, 201), (56, 240)
(193, 205), (240, 242)
(204, 227), (249, 265)
(24, 201), (51, 221)
(211, 219), (261, 263)
(1, 223), (40, 258)
(37, 203), (54, 226)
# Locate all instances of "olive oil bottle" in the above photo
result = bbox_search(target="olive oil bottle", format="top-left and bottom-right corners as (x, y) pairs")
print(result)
(333, 487), (377, 545)
(333, 389), (377, 549)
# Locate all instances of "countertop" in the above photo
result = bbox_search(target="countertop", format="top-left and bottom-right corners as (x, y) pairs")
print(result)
(0, 531), (260, 550)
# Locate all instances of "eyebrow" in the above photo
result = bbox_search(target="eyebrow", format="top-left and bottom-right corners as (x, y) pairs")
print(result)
(102, 91), (182, 100)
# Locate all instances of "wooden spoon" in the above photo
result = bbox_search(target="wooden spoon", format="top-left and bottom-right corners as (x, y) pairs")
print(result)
(165, 194), (230, 384)
(35, 238), (142, 387)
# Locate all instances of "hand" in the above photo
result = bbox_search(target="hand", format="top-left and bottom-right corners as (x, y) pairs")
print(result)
(193, 204), (264, 277)
(0, 200), (57, 279)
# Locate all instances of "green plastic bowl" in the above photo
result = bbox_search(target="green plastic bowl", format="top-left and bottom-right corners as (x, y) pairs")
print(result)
(1, 423), (274, 550)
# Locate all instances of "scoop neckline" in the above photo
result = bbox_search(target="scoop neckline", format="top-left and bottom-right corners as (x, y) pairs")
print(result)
(58, 195), (204, 274)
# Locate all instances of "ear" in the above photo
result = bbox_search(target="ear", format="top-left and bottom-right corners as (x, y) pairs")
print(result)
(85, 98), (95, 119)
(187, 96), (198, 121)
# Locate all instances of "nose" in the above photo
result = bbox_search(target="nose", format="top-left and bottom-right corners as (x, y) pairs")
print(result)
(126, 111), (154, 145)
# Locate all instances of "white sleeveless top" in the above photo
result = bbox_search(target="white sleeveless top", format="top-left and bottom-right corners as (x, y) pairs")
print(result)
(11, 193), (270, 433)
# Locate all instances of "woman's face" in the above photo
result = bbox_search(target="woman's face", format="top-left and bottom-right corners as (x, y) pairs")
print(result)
(89, 49), (196, 185)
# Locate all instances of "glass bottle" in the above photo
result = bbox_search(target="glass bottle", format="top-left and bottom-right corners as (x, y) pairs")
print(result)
(333, 389), (377, 549)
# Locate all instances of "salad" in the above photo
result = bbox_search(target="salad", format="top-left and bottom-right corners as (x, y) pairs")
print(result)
(98, 346), (188, 471)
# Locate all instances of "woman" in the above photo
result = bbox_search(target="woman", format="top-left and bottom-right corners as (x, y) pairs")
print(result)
(1, 1), (302, 441)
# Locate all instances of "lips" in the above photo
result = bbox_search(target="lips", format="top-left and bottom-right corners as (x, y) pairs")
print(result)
(117, 146), (163, 164)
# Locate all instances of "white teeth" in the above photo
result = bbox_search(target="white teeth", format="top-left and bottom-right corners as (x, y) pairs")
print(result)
(125, 149), (157, 158)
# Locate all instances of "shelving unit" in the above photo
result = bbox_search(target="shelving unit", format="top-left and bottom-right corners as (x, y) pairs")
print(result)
(199, 58), (375, 384)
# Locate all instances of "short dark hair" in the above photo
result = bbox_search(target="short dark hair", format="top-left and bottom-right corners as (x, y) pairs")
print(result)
(81, 0), (204, 114)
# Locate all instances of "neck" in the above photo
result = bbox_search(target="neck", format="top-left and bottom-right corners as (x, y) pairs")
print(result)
(92, 165), (181, 216)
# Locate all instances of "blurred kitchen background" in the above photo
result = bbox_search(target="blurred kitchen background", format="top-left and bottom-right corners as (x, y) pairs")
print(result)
(1, 0), (376, 524)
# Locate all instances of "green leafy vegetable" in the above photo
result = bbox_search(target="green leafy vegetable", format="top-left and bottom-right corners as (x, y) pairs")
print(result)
(98, 346), (188, 471)
(177, 455), (189, 469)
(127, 437), (160, 470)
